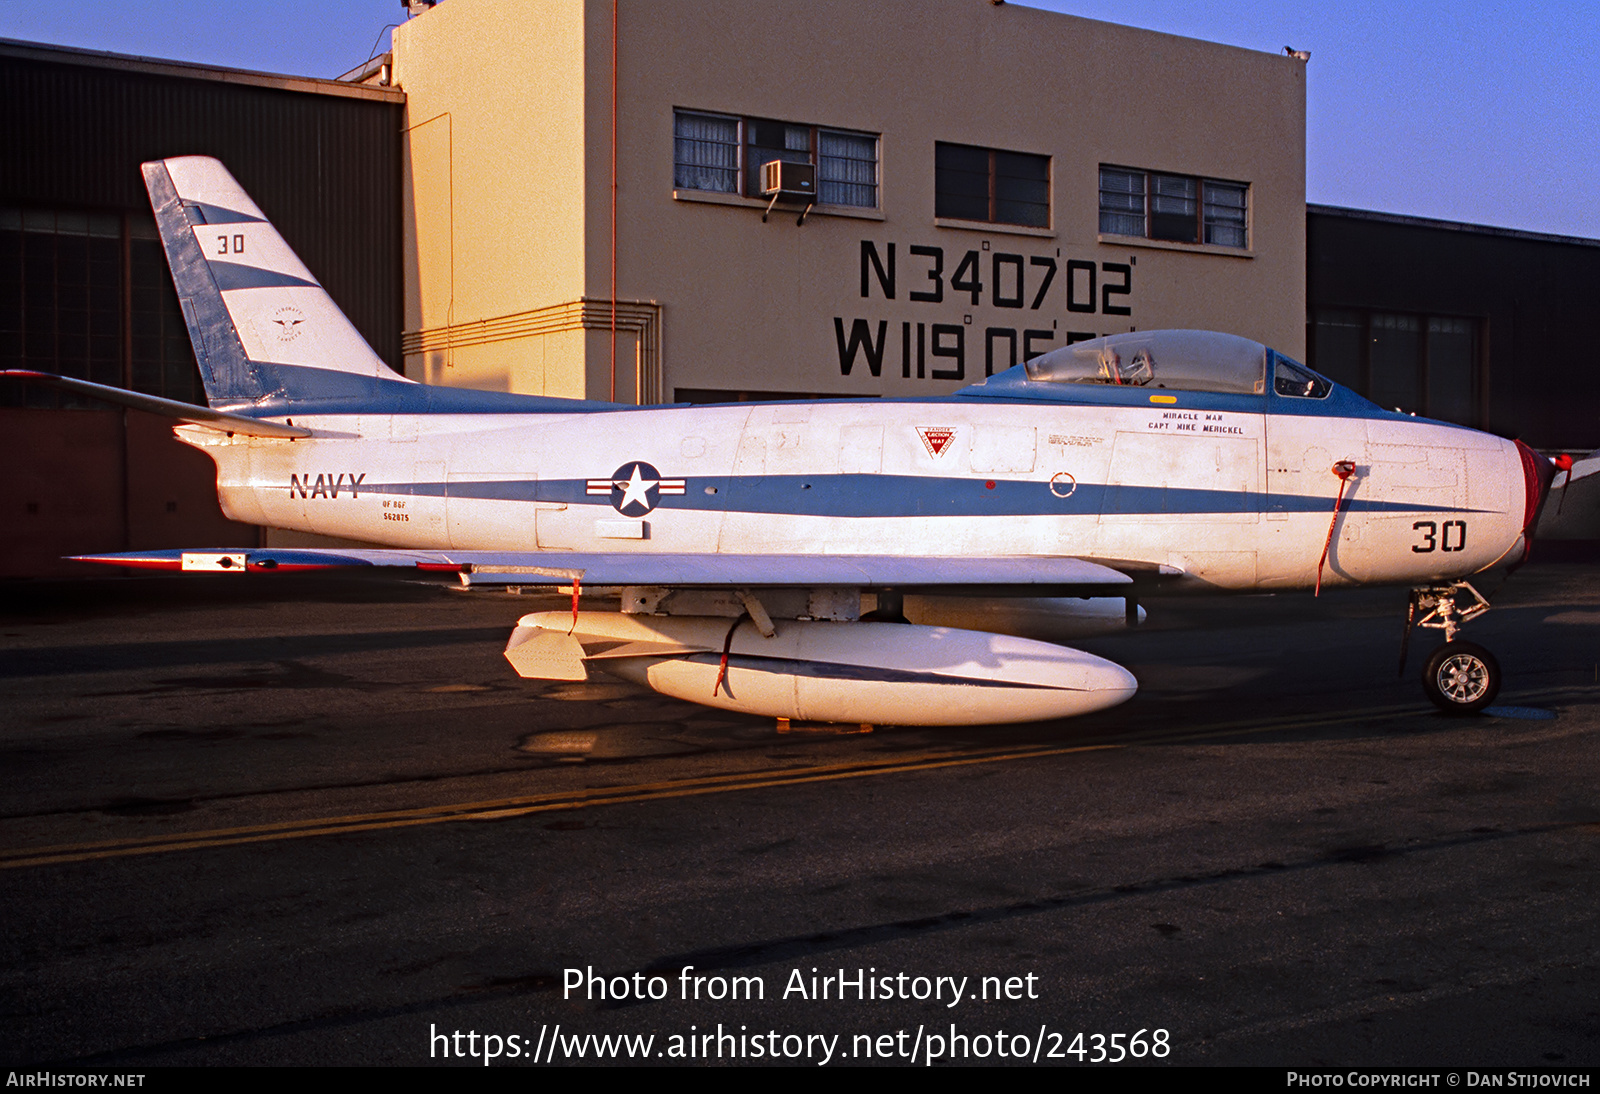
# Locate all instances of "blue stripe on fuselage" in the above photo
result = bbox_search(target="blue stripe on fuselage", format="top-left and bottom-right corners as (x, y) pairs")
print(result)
(364, 474), (1482, 518)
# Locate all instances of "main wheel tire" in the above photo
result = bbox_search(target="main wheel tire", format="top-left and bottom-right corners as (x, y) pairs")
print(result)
(1421, 640), (1501, 714)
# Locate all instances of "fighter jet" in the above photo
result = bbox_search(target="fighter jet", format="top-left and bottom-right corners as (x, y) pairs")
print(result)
(3, 157), (1574, 725)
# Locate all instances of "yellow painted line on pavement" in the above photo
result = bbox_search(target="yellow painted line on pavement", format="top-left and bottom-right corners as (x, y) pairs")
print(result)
(5, 683), (1591, 871)
(1, 742), (1122, 870)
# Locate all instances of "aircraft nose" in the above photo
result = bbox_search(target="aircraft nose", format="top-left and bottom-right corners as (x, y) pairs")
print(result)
(1513, 439), (1556, 543)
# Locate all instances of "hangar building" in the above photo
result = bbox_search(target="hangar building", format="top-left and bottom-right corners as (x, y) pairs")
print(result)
(1307, 205), (1600, 447)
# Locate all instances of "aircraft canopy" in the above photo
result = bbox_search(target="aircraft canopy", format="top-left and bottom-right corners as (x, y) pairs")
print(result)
(1025, 330), (1268, 395)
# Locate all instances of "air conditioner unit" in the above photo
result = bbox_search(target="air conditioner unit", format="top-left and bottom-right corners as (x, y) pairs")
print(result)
(762, 160), (816, 199)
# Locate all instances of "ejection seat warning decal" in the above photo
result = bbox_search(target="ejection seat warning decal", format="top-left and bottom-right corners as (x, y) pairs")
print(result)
(918, 427), (956, 458)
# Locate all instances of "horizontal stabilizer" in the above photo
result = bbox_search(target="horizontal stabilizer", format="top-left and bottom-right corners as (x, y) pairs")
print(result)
(1537, 450), (1600, 540)
(0, 370), (311, 438)
(71, 549), (1137, 590)
(1557, 451), (1600, 487)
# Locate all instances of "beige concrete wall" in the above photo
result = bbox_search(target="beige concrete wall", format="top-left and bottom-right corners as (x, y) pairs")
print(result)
(392, 0), (591, 390)
(397, 0), (1306, 402)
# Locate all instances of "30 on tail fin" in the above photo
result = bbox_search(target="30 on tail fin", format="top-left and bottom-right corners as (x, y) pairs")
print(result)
(142, 157), (412, 412)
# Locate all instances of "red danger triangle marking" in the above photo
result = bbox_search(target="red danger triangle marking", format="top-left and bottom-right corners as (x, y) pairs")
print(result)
(918, 427), (955, 458)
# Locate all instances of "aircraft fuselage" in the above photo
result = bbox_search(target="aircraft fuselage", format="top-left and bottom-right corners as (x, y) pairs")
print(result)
(183, 388), (1528, 593)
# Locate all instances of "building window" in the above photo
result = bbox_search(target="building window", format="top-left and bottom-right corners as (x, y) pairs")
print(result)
(742, 118), (812, 200)
(818, 130), (878, 208)
(1203, 181), (1248, 247)
(1099, 166), (1249, 248)
(935, 143), (1049, 227)
(1098, 167), (1145, 237)
(673, 110), (878, 208)
(1150, 174), (1197, 241)
(673, 111), (739, 194)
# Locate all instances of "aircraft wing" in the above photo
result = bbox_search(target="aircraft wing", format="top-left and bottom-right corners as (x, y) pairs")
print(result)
(72, 548), (1136, 591)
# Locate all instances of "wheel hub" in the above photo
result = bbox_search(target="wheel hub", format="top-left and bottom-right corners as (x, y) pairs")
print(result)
(1437, 653), (1491, 704)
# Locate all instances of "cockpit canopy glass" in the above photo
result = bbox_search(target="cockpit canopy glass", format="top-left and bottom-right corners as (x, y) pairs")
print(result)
(1024, 330), (1268, 395)
(1271, 353), (1332, 399)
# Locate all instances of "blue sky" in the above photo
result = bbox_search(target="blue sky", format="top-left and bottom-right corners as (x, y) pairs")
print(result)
(4, 0), (1595, 238)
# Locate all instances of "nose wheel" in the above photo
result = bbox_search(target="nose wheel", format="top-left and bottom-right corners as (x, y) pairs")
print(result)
(1400, 581), (1501, 714)
(1420, 640), (1501, 714)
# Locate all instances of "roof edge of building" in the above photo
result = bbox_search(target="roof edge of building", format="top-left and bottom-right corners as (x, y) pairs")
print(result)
(1310, 203), (1600, 250)
(0, 37), (405, 103)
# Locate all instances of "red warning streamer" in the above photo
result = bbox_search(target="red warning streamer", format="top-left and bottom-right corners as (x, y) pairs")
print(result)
(1316, 460), (1358, 597)
(713, 614), (749, 698)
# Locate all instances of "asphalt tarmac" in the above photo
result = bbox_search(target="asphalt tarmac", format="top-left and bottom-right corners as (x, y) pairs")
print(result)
(1, 565), (1597, 1067)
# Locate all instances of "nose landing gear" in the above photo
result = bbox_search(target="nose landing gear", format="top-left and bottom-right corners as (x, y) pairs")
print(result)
(1400, 581), (1501, 714)
(1420, 641), (1500, 712)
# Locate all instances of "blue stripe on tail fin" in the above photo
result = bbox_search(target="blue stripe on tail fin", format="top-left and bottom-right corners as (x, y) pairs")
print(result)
(143, 160), (269, 407)
(143, 156), (621, 417)
(143, 156), (415, 413)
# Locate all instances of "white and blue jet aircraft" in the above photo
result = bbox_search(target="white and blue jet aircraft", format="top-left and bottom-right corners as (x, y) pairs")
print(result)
(4, 157), (1576, 725)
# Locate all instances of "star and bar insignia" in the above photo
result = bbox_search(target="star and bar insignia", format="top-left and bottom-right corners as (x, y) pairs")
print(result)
(585, 461), (686, 516)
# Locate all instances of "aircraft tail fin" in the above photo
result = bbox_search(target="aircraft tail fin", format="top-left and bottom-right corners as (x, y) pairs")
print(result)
(142, 157), (412, 412)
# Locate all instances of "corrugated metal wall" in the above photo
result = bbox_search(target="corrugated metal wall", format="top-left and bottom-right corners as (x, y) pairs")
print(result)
(0, 49), (403, 575)
(1308, 209), (1600, 452)
(0, 53), (403, 365)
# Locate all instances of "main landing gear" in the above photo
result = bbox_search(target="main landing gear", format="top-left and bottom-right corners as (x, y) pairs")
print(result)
(1400, 581), (1501, 714)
